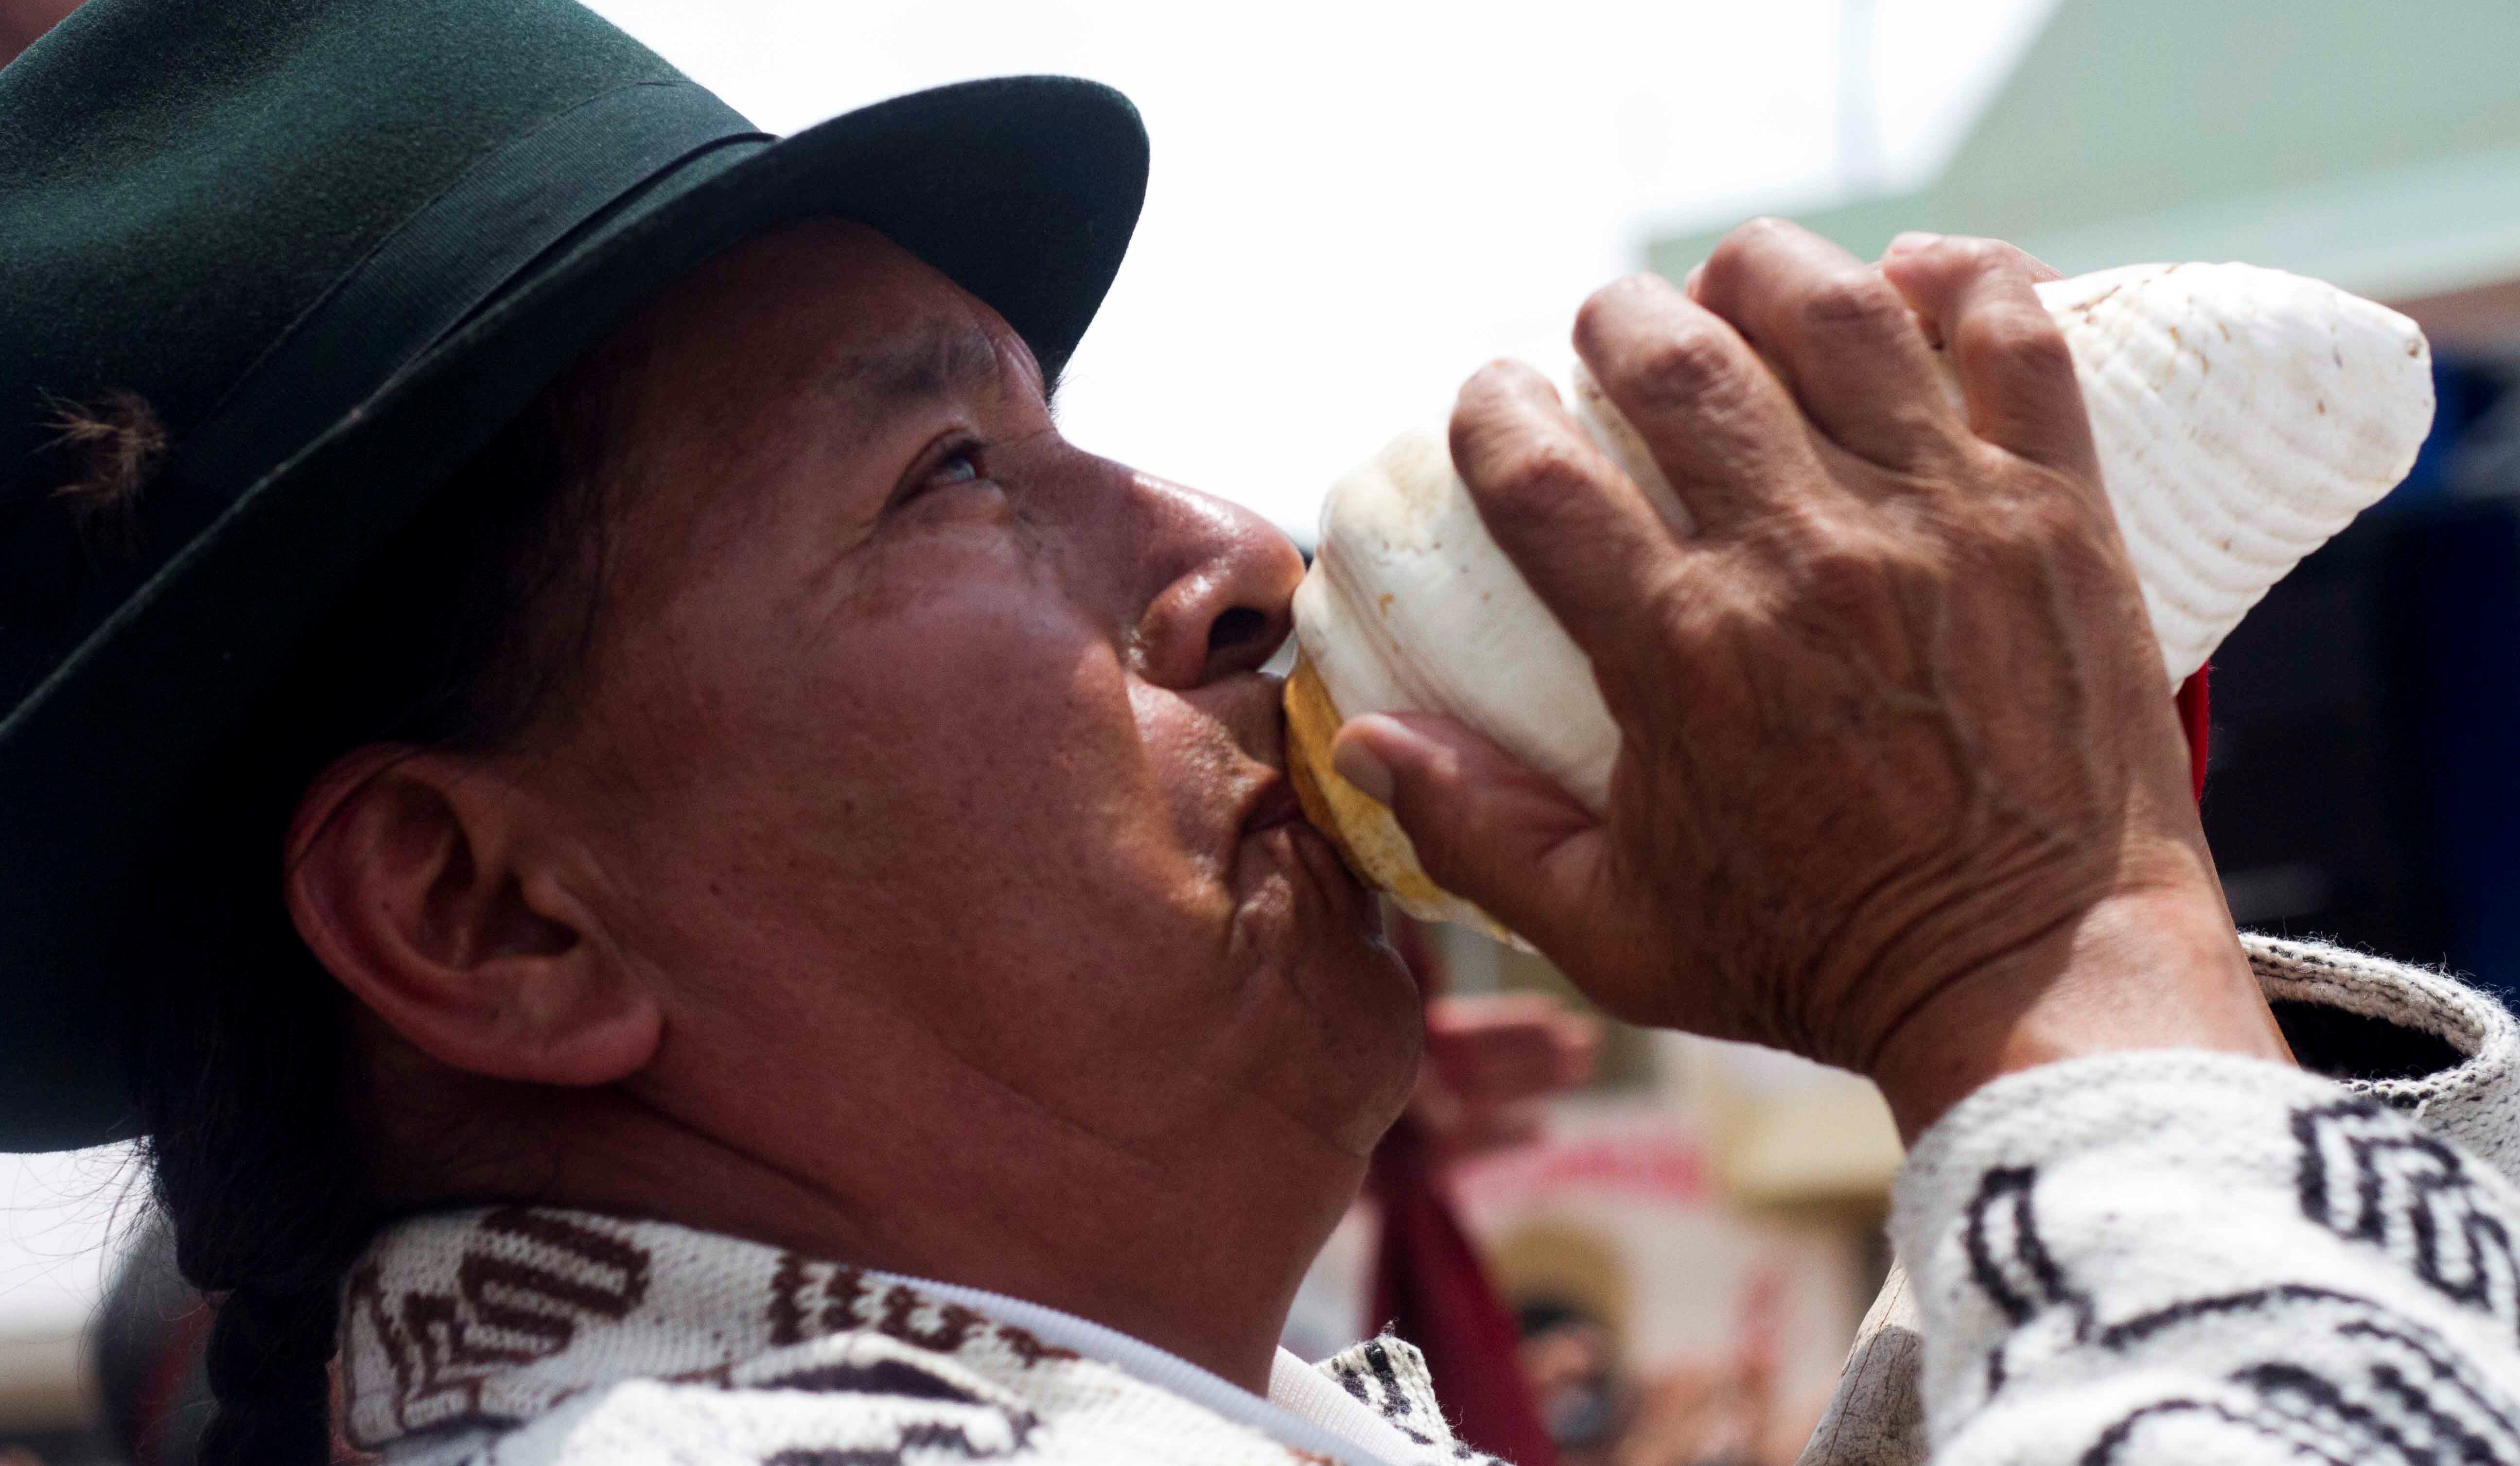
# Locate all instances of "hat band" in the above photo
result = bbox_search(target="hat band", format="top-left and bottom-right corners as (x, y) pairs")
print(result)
(174, 79), (771, 501)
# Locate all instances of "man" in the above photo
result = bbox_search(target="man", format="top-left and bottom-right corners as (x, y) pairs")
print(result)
(6, 3), (2520, 1466)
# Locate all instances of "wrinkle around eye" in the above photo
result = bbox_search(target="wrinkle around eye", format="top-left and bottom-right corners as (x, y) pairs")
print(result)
(883, 428), (993, 515)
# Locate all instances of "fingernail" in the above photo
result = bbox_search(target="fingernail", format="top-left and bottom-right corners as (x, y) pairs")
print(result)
(1331, 725), (1397, 805)
(1886, 231), (1944, 255)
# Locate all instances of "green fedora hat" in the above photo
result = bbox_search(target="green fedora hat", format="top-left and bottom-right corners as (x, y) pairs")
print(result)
(0, 0), (1147, 1150)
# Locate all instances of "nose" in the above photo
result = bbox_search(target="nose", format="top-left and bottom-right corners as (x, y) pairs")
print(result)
(1127, 470), (1306, 689)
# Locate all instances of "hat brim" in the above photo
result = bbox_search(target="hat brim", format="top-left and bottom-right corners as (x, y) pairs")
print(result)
(0, 74), (1148, 1150)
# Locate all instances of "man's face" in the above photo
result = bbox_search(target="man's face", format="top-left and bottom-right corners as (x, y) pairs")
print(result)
(511, 220), (1421, 1204)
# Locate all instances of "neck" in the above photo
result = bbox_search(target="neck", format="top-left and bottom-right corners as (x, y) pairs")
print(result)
(364, 1036), (1366, 1394)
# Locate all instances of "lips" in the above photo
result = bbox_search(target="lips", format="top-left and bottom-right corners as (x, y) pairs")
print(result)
(1214, 675), (1379, 934)
(1240, 772), (1306, 836)
(1221, 673), (1348, 876)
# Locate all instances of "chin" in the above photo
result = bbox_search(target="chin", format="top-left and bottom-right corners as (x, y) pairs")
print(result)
(1288, 917), (1427, 1158)
(1224, 822), (1425, 1152)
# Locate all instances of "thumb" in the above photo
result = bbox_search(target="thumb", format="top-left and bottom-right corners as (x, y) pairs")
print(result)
(1331, 713), (1614, 957)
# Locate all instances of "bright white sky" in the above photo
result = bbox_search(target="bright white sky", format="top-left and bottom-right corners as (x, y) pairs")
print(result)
(0, 0), (2054, 1339)
(581, 0), (2059, 535)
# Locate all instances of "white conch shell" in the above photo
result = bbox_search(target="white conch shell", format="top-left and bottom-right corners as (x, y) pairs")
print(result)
(1285, 262), (2434, 936)
(2041, 263), (2432, 680)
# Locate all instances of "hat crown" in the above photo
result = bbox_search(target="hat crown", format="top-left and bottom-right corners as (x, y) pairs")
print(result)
(0, 0), (709, 689)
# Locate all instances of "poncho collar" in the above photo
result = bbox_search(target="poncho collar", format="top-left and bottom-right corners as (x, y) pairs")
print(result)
(338, 1205), (1476, 1465)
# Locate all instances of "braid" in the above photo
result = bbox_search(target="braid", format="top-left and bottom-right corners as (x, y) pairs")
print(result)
(137, 797), (364, 1466)
(130, 360), (623, 1466)
(200, 1286), (344, 1466)
(141, 874), (363, 1466)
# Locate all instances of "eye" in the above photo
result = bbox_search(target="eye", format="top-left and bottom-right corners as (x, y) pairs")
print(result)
(887, 435), (992, 515)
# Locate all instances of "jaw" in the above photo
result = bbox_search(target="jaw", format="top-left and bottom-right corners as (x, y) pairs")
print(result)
(1217, 846), (1424, 1161)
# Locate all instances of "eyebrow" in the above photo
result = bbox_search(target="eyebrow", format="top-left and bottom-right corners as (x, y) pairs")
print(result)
(829, 321), (1057, 415)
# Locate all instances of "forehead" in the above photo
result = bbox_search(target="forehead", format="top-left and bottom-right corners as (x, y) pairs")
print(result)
(599, 218), (1044, 446)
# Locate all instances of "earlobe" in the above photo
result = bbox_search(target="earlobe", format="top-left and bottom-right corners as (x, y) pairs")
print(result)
(283, 746), (662, 1088)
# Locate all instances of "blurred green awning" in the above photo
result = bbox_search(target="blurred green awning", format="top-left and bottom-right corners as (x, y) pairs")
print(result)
(1649, 0), (2520, 312)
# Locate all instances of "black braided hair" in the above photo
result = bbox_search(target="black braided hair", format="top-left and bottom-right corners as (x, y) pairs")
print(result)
(128, 358), (625, 1466)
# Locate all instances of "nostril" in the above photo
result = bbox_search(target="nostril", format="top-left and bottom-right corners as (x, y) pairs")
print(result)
(1207, 605), (1269, 661)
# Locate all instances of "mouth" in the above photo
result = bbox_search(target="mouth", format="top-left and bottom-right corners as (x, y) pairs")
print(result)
(1223, 672), (1360, 901)
(1235, 762), (1379, 943)
(1216, 701), (1387, 965)
(1241, 772), (1308, 837)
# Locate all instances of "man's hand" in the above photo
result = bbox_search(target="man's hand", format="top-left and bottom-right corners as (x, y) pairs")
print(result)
(1332, 223), (2290, 1139)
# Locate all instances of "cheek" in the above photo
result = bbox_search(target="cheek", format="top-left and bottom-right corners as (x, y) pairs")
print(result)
(600, 553), (1217, 971)
(859, 629), (1182, 903)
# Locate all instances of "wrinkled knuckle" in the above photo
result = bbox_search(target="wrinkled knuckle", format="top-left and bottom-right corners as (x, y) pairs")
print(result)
(1960, 306), (2075, 378)
(1979, 482), (2098, 571)
(1798, 537), (1893, 610)
(1956, 236), (2059, 283)
(2014, 484), (2105, 556)
(1634, 556), (1702, 631)
(1640, 570), (1751, 683)
(1945, 234), (2010, 271)
(1480, 437), (1595, 523)
(1449, 378), (1501, 440)
(1457, 357), (1543, 413)
(1460, 357), (1521, 396)
(1450, 369), (1547, 462)
(1577, 271), (1663, 319)
(2006, 324), (2077, 381)
(1699, 217), (1790, 289)
(1724, 215), (1798, 256)
(1572, 288), (1617, 349)
(1798, 271), (1902, 334)
(1622, 325), (1738, 410)
(1575, 274), (1677, 353)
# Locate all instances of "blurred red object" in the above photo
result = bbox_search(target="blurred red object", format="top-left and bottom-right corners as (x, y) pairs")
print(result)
(2178, 665), (2211, 802)
(1372, 1115), (1561, 1466)
(1368, 915), (1595, 1466)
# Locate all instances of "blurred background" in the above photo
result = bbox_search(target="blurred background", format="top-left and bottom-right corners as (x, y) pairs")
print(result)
(6, 0), (2520, 1461)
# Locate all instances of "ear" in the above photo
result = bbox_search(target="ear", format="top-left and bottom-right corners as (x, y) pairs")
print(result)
(283, 745), (662, 1087)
